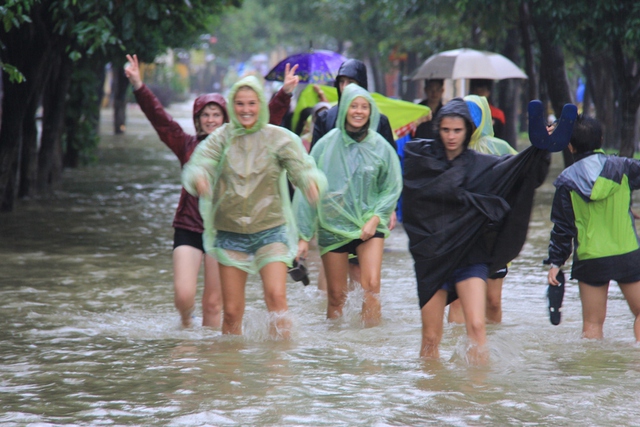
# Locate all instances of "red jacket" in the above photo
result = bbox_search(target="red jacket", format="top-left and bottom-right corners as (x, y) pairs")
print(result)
(133, 84), (292, 234)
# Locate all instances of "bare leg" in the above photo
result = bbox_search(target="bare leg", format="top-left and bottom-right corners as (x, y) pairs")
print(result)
(218, 264), (248, 335)
(317, 263), (327, 293)
(578, 281), (608, 339)
(173, 245), (202, 328)
(201, 254), (222, 328)
(355, 238), (384, 327)
(456, 277), (489, 365)
(321, 251), (349, 319)
(348, 262), (362, 290)
(618, 280), (640, 342)
(447, 300), (465, 324)
(485, 277), (503, 324)
(420, 289), (448, 359)
(259, 261), (291, 340)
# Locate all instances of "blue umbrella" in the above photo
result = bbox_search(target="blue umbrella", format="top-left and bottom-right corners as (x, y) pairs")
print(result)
(265, 50), (347, 85)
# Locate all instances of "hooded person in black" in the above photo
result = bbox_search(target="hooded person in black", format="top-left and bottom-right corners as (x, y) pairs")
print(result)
(311, 59), (396, 151)
(402, 98), (551, 361)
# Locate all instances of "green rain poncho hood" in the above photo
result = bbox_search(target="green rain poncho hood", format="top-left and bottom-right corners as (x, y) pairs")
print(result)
(294, 83), (402, 253)
(464, 95), (517, 156)
(182, 75), (326, 273)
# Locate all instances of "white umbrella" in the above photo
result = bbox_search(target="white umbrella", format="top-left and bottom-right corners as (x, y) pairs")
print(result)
(412, 48), (528, 81)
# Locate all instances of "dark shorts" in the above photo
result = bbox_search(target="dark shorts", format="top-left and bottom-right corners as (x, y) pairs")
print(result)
(489, 266), (508, 280)
(214, 225), (288, 255)
(441, 263), (490, 292)
(330, 232), (385, 257)
(584, 272), (640, 287)
(173, 228), (204, 252)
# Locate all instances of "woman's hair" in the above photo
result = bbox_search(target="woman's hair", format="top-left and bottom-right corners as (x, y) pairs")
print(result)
(294, 107), (313, 136)
(569, 114), (602, 153)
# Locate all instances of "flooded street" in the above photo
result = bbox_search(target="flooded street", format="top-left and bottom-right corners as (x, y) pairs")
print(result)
(1, 101), (640, 426)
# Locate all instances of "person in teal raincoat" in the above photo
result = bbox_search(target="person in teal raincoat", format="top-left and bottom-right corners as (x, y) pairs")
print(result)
(295, 83), (402, 327)
(182, 76), (325, 339)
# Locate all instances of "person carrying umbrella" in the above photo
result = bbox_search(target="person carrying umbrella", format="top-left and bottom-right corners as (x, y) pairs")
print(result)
(294, 83), (402, 327)
(182, 76), (325, 339)
(403, 98), (554, 363)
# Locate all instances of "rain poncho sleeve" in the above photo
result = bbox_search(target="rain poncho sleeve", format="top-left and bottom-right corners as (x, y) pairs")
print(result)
(182, 76), (326, 274)
(294, 84), (402, 253)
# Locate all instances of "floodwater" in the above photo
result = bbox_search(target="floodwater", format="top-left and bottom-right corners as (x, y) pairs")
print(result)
(1, 101), (640, 426)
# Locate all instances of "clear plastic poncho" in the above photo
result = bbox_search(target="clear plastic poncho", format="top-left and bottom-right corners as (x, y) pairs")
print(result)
(464, 94), (518, 155)
(293, 83), (403, 254)
(182, 76), (326, 273)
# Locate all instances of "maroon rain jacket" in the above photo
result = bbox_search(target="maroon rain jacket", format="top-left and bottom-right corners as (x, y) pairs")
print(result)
(133, 84), (292, 234)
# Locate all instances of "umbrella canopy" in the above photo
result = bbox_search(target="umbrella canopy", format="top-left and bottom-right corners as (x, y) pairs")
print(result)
(265, 50), (347, 85)
(412, 48), (528, 81)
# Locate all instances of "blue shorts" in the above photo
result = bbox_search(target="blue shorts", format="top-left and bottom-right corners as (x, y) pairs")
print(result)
(441, 263), (490, 292)
(214, 225), (288, 255)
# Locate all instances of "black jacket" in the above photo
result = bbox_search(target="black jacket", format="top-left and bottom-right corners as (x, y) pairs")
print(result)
(311, 59), (396, 150)
(403, 99), (550, 308)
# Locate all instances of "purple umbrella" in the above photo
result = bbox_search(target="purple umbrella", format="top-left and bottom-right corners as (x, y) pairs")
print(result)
(265, 50), (347, 85)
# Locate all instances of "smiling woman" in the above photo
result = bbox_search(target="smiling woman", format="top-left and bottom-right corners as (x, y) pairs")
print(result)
(233, 87), (261, 129)
(182, 75), (326, 339)
(294, 83), (402, 328)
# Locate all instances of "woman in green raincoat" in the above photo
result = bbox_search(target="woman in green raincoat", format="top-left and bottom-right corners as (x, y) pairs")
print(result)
(182, 76), (325, 339)
(295, 83), (402, 327)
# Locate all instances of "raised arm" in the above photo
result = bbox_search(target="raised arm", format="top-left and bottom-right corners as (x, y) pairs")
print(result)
(124, 54), (189, 161)
(124, 54), (143, 90)
(268, 63), (299, 126)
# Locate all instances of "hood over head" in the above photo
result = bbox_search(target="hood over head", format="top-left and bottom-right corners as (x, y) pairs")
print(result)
(464, 95), (494, 139)
(193, 93), (228, 136)
(337, 83), (380, 144)
(435, 97), (476, 149)
(334, 59), (368, 99)
(227, 75), (269, 137)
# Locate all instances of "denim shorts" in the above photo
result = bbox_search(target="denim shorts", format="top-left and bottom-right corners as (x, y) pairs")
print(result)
(214, 225), (288, 254)
(441, 263), (490, 292)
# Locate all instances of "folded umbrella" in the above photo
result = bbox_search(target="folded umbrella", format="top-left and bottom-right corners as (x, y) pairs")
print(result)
(548, 270), (565, 326)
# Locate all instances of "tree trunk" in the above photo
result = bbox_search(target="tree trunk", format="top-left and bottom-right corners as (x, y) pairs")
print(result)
(64, 55), (106, 168)
(584, 53), (618, 149)
(498, 28), (520, 148)
(367, 52), (386, 96)
(612, 40), (640, 158)
(405, 51), (420, 102)
(0, 8), (50, 211)
(519, 1), (538, 101)
(112, 64), (128, 134)
(532, 11), (574, 166)
(37, 53), (73, 192)
(19, 91), (42, 198)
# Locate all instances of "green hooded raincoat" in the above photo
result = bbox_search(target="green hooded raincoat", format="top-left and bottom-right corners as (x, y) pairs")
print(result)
(182, 76), (326, 273)
(294, 83), (402, 254)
